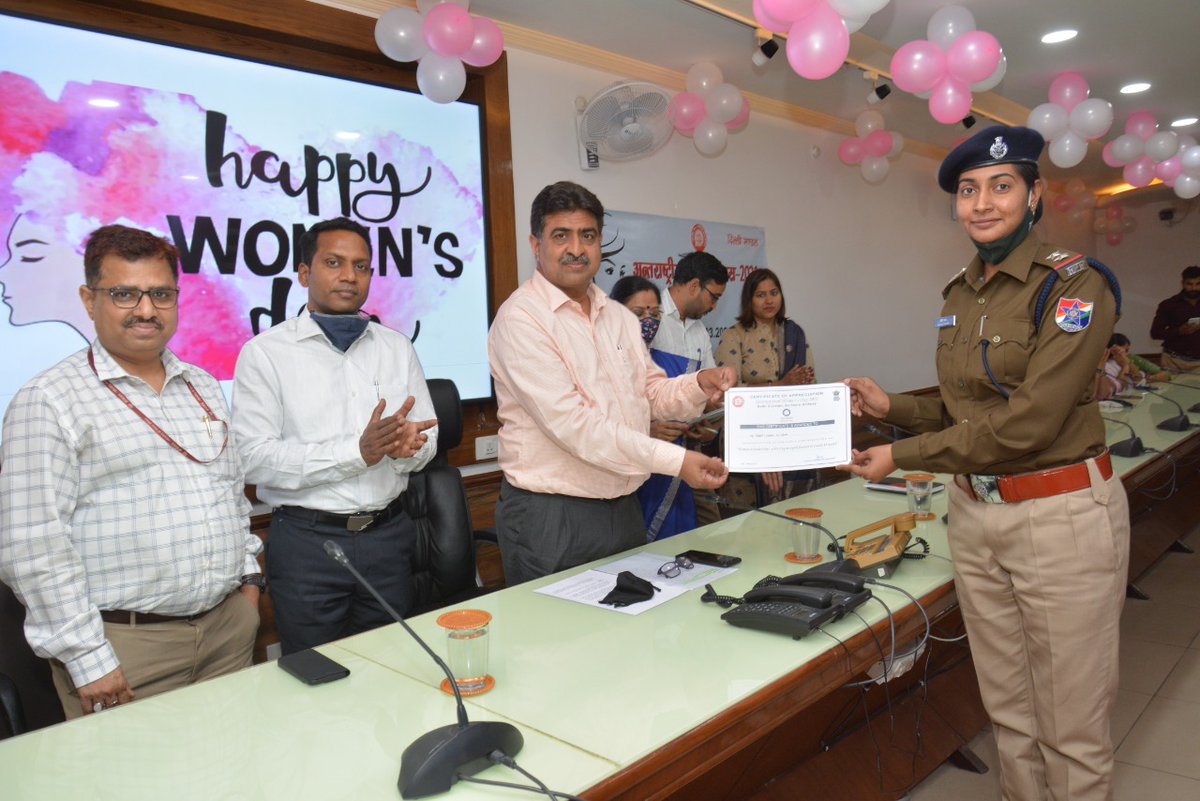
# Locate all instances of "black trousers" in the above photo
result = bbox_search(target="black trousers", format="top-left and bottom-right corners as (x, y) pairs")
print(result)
(267, 506), (415, 655)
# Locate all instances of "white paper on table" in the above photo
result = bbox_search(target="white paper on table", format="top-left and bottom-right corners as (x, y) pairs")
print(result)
(723, 383), (852, 472)
(533, 569), (688, 615)
(597, 552), (737, 589)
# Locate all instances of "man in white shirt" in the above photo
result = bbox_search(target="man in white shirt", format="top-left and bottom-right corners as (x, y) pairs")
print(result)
(0, 224), (262, 719)
(232, 217), (436, 654)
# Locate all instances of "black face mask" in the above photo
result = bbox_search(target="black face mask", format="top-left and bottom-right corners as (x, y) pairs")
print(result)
(972, 204), (1036, 267)
(311, 312), (370, 352)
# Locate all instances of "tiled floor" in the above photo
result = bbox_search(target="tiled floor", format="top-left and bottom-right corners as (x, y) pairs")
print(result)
(911, 527), (1200, 801)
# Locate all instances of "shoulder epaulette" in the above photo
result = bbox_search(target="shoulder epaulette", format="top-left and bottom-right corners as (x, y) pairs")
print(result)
(941, 267), (968, 299)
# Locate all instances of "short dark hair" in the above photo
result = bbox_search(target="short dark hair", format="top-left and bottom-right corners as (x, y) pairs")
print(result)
(610, 275), (660, 306)
(1108, 333), (1131, 348)
(83, 225), (179, 286)
(673, 251), (728, 288)
(736, 268), (786, 329)
(530, 181), (604, 239)
(1182, 265), (1200, 280)
(298, 217), (372, 267)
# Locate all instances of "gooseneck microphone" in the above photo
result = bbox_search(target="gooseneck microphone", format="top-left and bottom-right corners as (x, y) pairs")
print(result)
(1141, 387), (1196, 432)
(1101, 416), (1146, 458)
(702, 494), (844, 559)
(1152, 378), (1200, 412)
(323, 540), (523, 799)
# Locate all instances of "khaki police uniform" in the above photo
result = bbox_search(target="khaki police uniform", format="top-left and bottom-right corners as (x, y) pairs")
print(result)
(884, 232), (1130, 801)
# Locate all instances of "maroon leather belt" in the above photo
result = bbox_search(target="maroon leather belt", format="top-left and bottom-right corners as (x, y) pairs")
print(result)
(100, 598), (224, 625)
(955, 450), (1113, 504)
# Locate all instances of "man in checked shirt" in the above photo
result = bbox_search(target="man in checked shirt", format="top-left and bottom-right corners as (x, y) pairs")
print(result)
(0, 225), (262, 719)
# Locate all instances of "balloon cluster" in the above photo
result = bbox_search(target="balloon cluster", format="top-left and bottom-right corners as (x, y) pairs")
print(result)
(668, 62), (750, 158)
(1103, 113), (1200, 199)
(374, 0), (504, 104)
(1093, 204), (1136, 247)
(752, 0), (891, 81)
(1026, 72), (1114, 168)
(1049, 177), (1097, 226)
(837, 109), (904, 184)
(889, 6), (1006, 125)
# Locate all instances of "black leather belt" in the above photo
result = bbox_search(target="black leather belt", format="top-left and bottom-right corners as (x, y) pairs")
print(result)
(100, 596), (227, 625)
(276, 496), (404, 532)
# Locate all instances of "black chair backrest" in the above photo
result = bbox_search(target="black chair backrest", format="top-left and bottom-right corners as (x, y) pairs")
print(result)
(0, 580), (64, 734)
(405, 379), (476, 613)
(0, 671), (27, 738)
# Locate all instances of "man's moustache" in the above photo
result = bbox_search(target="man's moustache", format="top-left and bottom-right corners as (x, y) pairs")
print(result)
(124, 318), (162, 329)
(560, 256), (590, 266)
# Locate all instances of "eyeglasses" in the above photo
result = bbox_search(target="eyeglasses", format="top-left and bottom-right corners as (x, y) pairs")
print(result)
(629, 306), (662, 320)
(702, 285), (723, 305)
(657, 555), (695, 579)
(90, 286), (180, 309)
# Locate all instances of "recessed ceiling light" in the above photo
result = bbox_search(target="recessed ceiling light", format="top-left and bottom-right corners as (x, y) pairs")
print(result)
(1041, 29), (1077, 44)
(1120, 82), (1151, 94)
(1172, 117), (1199, 128)
(335, 131), (361, 141)
(88, 98), (120, 108)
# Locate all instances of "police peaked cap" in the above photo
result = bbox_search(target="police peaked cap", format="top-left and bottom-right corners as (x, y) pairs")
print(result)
(937, 125), (1046, 194)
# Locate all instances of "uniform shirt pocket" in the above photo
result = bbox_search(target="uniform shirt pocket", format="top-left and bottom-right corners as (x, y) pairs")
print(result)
(981, 318), (1034, 384)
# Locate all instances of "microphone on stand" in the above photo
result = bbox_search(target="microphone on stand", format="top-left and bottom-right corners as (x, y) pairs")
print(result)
(1102, 416), (1146, 458)
(702, 494), (844, 560)
(1147, 378), (1200, 412)
(323, 540), (523, 799)
(1140, 387), (1197, 432)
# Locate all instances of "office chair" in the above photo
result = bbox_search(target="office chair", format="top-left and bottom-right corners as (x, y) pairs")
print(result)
(0, 671), (26, 738)
(404, 378), (492, 615)
(0, 580), (64, 734)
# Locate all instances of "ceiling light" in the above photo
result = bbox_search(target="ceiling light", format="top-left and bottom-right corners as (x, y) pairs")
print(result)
(1171, 117), (1199, 128)
(88, 98), (120, 108)
(1120, 82), (1151, 94)
(752, 38), (779, 68)
(1040, 29), (1077, 44)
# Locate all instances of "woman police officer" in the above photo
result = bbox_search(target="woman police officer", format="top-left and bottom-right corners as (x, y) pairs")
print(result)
(842, 125), (1129, 801)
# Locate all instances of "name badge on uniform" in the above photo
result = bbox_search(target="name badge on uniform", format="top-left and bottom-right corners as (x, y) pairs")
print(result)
(936, 315), (957, 329)
(1055, 297), (1093, 333)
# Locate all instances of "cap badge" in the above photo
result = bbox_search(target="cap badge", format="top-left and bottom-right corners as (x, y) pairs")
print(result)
(989, 137), (1008, 159)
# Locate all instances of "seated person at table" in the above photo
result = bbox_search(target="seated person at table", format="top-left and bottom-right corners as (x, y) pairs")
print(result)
(488, 181), (735, 584)
(1108, 332), (1169, 384)
(1150, 264), (1200, 373)
(0, 225), (262, 719)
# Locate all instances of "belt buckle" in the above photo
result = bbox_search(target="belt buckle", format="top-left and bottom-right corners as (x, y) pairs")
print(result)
(346, 513), (376, 532)
(970, 474), (1004, 504)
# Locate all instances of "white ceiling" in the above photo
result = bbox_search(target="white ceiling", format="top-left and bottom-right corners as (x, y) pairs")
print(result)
(457, 0), (1200, 192)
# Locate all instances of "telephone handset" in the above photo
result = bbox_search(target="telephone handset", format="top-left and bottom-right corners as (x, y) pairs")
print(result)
(743, 584), (835, 608)
(843, 513), (916, 578)
(779, 569), (872, 621)
(718, 570), (872, 638)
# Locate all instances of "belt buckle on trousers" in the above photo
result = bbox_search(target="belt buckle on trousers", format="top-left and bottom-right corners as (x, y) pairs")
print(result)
(969, 474), (1005, 504)
(346, 513), (377, 532)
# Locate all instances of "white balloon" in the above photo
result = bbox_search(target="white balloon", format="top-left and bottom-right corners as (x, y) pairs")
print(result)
(1178, 135), (1199, 151)
(1076, 192), (1097, 209)
(1180, 145), (1200, 172)
(829, 0), (889, 17)
(841, 13), (869, 34)
(1144, 131), (1180, 162)
(1068, 209), (1089, 225)
(1176, 173), (1200, 200)
(374, 7), (428, 63)
(1111, 133), (1144, 164)
(1068, 98), (1113, 141)
(705, 83), (744, 124)
(416, 53), (467, 104)
(687, 62), (724, 97)
(972, 52), (1007, 92)
(1092, 217), (1109, 234)
(887, 131), (906, 158)
(1027, 103), (1069, 141)
(855, 109), (885, 138)
(693, 118), (729, 157)
(926, 5), (976, 50)
(1049, 132), (1088, 168)
(861, 155), (890, 184)
(417, 0), (469, 13)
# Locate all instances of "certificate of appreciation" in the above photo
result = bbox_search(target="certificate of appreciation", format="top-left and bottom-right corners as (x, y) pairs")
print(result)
(722, 383), (852, 472)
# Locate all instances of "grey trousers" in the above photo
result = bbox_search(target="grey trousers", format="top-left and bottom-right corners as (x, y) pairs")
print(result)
(495, 478), (646, 586)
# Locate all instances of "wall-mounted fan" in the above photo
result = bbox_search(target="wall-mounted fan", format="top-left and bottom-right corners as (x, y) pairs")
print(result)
(575, 81), (673, 170)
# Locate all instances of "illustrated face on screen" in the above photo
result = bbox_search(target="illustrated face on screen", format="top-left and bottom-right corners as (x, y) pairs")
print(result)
(0, 213), (87, 331)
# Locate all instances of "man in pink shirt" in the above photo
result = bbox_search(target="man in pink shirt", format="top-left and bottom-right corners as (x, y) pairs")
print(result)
(488, 182), (735, 584)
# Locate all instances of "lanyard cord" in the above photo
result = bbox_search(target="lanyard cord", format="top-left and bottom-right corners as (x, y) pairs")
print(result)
(87, 347), (228, 464)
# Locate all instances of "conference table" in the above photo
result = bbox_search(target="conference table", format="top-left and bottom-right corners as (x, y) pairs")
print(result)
(2, 380), (1198, 801)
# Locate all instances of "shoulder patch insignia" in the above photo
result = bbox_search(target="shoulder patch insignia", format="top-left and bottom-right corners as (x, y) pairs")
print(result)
(1055, 297), (1094, 333)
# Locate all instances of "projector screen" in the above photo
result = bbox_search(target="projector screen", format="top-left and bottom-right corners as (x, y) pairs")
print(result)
(0, 11), (494, 441)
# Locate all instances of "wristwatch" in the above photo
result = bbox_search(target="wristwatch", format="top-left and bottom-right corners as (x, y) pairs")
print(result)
(239, 573), (267, 591)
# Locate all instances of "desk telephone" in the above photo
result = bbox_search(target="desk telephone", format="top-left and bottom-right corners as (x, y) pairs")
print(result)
(720, 567), (873, 639)
(842, 513), (915, 578)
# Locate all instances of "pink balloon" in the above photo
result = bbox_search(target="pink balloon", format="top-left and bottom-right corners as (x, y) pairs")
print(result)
(725, 97), (751, 131)
(838, 137), (865, 165)
(1123, 156), (1156, 188)
(1048, 71), (1089, 112)
(785, 2), (850, 81)
(423, 2), (474, 57)
(761, 0), (818, 24)
(460, 16), (504, 67)
(1101, 140), (1123, 168)
(1156, 156), (1183, 184)
(753, 0), (792, 32)
(1105, 205), (1123, 220)
(890, 40), (947, 94)
(929, 77), (972, 125)
(1052, 195), (1074, 213)
(1125, 111), (1158, 140)
(864, 129), (893, 158)
(1105, 232), (1124, 247)
(946, 31), (1001, 85)
(669, 92), (707, 131)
